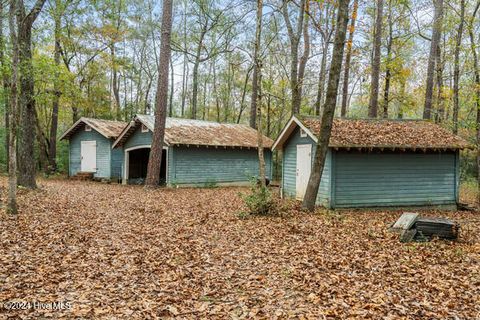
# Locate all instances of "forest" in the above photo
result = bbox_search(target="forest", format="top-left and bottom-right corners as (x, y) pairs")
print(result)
(0, 0), (479, 179)
(1, 0), (480, 317)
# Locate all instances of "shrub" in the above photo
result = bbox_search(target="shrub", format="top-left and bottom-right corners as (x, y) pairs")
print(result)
(239, 179), (276, 217)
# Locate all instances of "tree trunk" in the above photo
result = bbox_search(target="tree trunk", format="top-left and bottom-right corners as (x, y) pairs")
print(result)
(253, 0), (265, 187)
(382, 0), (393, 119)
(17, 0), (47, 189)
(341, 0), (358, 118)
(469, 1), (480, 204)
(297, 1), (310, 112)
(368, 0), (384, 118)
(0, 0), (9, 172)
(111, 44), (121, 120)
(169, 55), (174, 117)
(250, 61), (259, 128)
(48, 0), (62, 174)
(237, 66), (252, 123)
(190, 25), (207, 120)
(6, 0), (18, 214)
(423, 0), (443, 120)
(435, 44), (445, 123)
(315, 40), (328, 116)
(302, 0), (349, 211)
(145, 0), (173, 187)
(282, 0), (306, 115)
(452, 0), (465, 133)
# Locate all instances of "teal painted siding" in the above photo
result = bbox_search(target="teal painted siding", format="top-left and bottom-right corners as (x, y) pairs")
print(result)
(281, 127), (331, 206)
(333, 151), (458, 208)
(170, 146), (272, 185)
(111, 147), (124, 179)
(69, 127), (112, 178)
(124, 127), (152, 150)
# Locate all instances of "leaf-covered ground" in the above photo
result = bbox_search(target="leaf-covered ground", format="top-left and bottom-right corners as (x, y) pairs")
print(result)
(0, 178), (479, 319)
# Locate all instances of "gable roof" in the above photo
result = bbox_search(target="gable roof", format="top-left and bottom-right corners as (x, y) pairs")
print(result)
(60, 117), (128, 140)
(272, 115), (471, 151)
(112, 114), (274, 149)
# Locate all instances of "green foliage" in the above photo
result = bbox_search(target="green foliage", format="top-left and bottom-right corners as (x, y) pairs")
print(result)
(239, 179), (276, 217)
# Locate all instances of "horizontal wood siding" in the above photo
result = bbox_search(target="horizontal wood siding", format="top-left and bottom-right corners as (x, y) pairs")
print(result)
(111, 146), (124, 179)
(171, 146), (272, 185)
(333, 151), (457, 207)
(69, 127), (111, 178)
(124, 127), (152, 150)
(282, 127), (330, 207)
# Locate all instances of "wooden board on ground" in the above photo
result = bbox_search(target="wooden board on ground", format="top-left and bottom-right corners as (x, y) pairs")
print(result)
(391, 212), (419, 232)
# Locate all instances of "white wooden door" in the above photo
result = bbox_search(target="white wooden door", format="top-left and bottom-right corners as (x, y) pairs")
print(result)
(81, 141), (97, 172)
(296, 144), (312, 200)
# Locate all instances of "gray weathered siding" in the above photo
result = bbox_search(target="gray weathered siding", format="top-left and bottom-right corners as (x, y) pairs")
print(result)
(121, 126), (271, 186)
(69, 127), (112, 178)
(281, 127), (331, 207)
(124, 127), (152, 150)
(333, 150), (458, 207)
(111, 148), (124, 179)
(170, 146), (272, 185)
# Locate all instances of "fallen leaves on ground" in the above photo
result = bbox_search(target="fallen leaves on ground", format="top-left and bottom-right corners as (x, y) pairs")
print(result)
(0, 178), (479, 319)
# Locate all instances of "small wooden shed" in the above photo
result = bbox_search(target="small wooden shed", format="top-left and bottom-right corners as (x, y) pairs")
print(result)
(273, 116), (470, 208)
(112, 114), (273, 186)
(60, 117), (127, 180)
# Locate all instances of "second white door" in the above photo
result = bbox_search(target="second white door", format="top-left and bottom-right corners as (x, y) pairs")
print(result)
(296, 144), (312, 200)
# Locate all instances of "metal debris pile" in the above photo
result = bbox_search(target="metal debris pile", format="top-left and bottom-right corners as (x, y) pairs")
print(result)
(391, 212), (460, 242)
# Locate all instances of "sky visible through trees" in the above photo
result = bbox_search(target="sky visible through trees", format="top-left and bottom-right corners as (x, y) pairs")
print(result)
(0, 0), (479, 177)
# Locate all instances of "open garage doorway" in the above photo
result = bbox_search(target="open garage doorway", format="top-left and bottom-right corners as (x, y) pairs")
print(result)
(124, 146), (167, 185)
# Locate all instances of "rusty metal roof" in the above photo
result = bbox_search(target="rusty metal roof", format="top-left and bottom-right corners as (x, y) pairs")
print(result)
(60, 117), (127, 140)
(273, 115), (471, 151)
(113, 114), (273, 149)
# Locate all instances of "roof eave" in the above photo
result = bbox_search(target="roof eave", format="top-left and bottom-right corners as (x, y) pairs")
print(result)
(272, 115), (318, 150)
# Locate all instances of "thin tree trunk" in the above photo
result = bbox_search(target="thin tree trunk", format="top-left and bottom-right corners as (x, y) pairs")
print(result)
(111, 44), (121, 120)
(145, 0), (173, 187)
(382, 0), (393, 119)
(302, 0), (349, 211)
(237, 66), (252, 123)
(315, 40), (328, 116)
(191, 26), (207, 120)
(6, 0), (18, 214)
(435, 44), (445, 123)
(452, 0), (465, 133)
(341, 0), (358, 118)
(48, 0), (62, 173)
(282, 0), (306, 115)
(297, 1), (310, 112)
(423, 0), (443, 119)
(253, 0), (265, 187)
(0, 0), (9, 172)
(469, 1), (480, 204)
(169, 55), (174, 117)
(368, 0), (384, 118)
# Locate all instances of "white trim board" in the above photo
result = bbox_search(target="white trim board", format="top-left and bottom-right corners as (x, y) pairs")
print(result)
(271, 115), (318, 151)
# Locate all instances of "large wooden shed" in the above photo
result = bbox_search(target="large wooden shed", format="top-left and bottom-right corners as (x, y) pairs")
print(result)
(60, 117), (127, 180)
(112, 114), (273, 186)
(273, 116), (470, 209)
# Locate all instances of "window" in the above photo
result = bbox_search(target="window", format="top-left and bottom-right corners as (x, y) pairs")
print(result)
(300, 128), (307, 138)
(141, 124), (149, 133)
(85, 124), (92, 132)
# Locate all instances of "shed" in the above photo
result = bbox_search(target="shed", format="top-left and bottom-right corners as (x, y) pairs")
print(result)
(60, 117), (127, 180)
(273, 115), (470, 208)
(112, 114), (273, 186)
